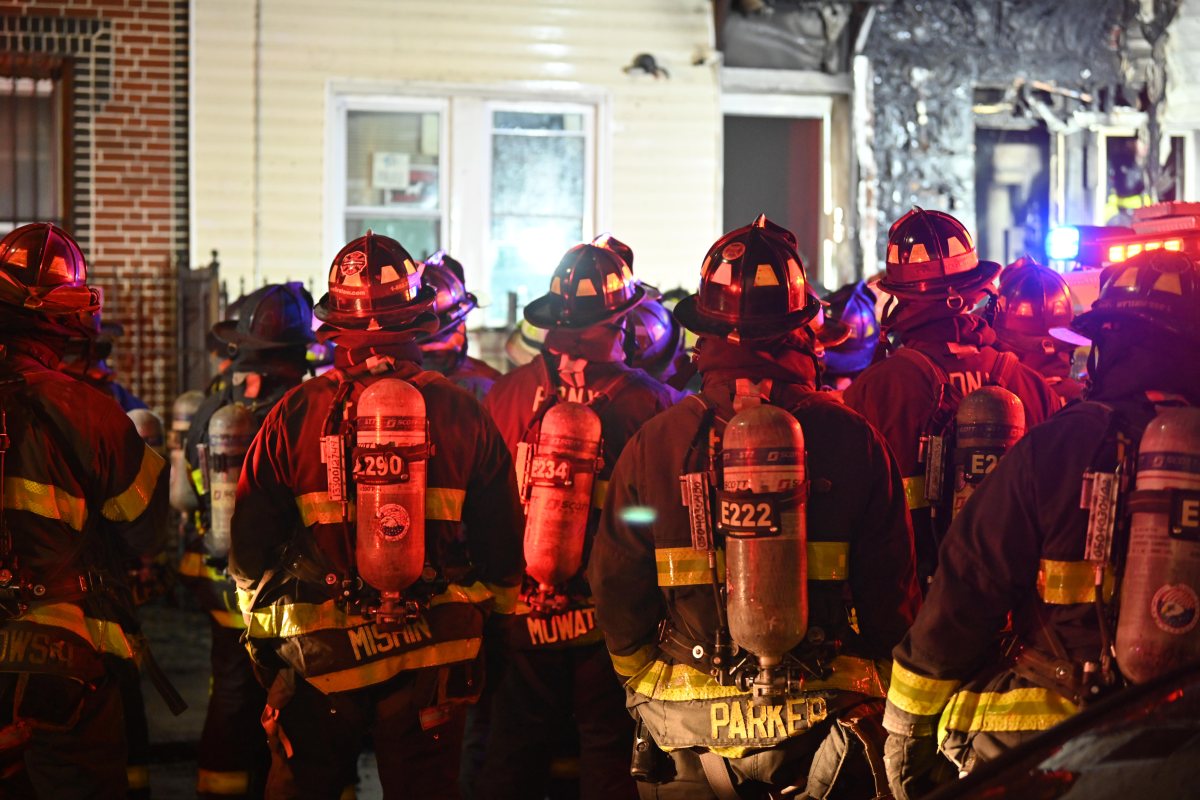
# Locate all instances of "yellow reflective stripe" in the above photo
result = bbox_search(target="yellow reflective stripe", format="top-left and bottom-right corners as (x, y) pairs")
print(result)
(247, 583), (489, 639)
(656, 543), (848, 585)
(21, 602), (134, 659)
(236, 588), (254, 615)
(592, 479), (609, 510)
(102, 446), (166, 522)
(1038, 559), (1115, 605)
(197, 768), (250, 795)
(340, 785), (357, 800)
(430, 581), (494, 608)
(808, 541), (850, 581)
(938, 686), (1077, 740)
(903, 476), (929, 510)
(296, 492), (349, 526)
(426, 488), (465, 521)
(209, 608), (247, 630)
(295, 487), (465, 527)
(178, 551), (225, 583)
(886, 660), (960, 717)
(126, 765), (149, 790)
(628, 655), (887, 701)
(484, 582), (520, 614)
(308, 637), (480, 694)
(190, 465), (206, 497)
(655, 547), (726, 587)
(3, 477), (86, 531)
(609, 644), (656, 678)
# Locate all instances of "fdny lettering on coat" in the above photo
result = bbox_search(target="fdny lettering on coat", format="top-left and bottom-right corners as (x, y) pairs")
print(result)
(0, 630), (72, 667)
(347, 619), (433, 662)
(709, 696), (827, 741)
(947, 371), (985, 395)
(526, 607), (596, 646)
(531, 384), (599, 412)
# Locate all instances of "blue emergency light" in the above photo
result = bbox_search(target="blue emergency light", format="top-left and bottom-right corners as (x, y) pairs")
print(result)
(1045, 226), (1081, 261)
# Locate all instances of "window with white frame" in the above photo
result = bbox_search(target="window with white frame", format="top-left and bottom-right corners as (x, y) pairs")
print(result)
(331, 93), (598, 328)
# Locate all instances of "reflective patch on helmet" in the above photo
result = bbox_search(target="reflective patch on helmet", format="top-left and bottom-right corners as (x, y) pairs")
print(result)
(343, 271), (365, 287)
(576, 278), (598, 297)
(1113, 268), (1139, 288)
(945, 236), (968, 257)
(711, 262), (733, 286)
(753, 264), (779, 287)
(404, 258), (417, 274)
(887, 244), (899, 264)
(1015, 301), (1034, 317)
(722, 242), (746, 261)
(908, 243), (929, 263)
(1153, 271), (1183, 295)
(380, 265), (402, 284)
(341, 251), (368, 276)
(622, 265), (634, 281)
(550, 277), (563, 295)
(48, 255), (72, 282)
(605, 272), (623, 292)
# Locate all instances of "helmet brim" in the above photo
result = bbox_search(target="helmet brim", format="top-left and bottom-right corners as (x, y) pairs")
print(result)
(816, 316), (853, 349)
(523, 284), (647, 330)
(211, 319), (317, 352)
(877, 259), (1002, 301)
(313, 285), (439, 332)
(673, 293), (821, 342)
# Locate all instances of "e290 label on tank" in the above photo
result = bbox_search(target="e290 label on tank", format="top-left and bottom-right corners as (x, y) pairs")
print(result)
(352, 446), (410, 485)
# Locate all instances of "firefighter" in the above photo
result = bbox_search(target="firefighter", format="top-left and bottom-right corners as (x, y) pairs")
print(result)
(479, 234), (676, 800)
(843, 208), (1059, 587)
(590, 215), (921, 799)
(881, 249), (1200, 799)
(60, 315), (150, 412)
(229, 231), (524, 799)
(623, 296), (691, 392)
(987, 257), (1083, 405)
(418, 251), (501, 402)
(820, 281), (879, 392)
(0, 223), (169, 797)
(175, 282), (316, 799)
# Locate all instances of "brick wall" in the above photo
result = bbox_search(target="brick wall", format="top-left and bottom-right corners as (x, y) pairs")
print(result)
(0, 0), (188, 414)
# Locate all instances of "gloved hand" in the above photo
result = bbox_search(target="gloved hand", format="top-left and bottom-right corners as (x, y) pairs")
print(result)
(883, 732), (942, 800)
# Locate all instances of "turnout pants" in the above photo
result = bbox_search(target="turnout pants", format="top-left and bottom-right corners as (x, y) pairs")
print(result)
(262, 666), (468, 800)
(479, 642), (637, 800)
(0, 671), (129, 800)
(635, 716), (880, 800)
(199, 621), (270, 799)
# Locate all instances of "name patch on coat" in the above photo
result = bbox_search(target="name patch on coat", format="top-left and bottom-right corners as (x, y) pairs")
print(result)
(526, 607), (596, 646)
(348, 620), (433, 662)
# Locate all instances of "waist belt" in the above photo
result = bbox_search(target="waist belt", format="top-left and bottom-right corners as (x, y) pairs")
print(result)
(0, 570), (112, 606)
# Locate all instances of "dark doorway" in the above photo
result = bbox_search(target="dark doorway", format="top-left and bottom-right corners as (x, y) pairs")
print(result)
(724, 115), (823, 285)
(975, 125), (1051, 265)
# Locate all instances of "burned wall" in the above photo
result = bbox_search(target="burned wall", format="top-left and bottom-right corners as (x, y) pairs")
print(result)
(866, 0), (1125, 263)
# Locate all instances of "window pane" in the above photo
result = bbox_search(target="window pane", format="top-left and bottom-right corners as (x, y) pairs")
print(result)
(345, 217), (440, 262)
(346, 110), (440, 211)
(0, 76), (61, 229)
(487, 111), (587, 326)
(493, 111), (584, 133)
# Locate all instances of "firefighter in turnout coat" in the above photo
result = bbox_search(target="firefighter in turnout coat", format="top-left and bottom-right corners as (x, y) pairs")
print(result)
(0, 223), (168, 798)
(479, 234), (675, 800)
(590, 215), (921, 799)
(844, 208), (1058, 588)
(229, 232), (524, 799)
(882, 250), (1200, 798)
(178, 282), (316, 799)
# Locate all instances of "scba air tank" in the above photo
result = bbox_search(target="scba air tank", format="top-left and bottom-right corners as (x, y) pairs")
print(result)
(1116, 407), (1200, 684)
(354, 378), (428, 594)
